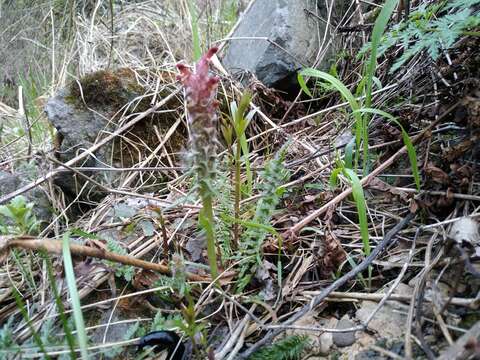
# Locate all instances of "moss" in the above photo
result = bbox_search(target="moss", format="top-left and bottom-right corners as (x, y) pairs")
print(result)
(64, 68), (186, 170)
(61, 68), (227, 179)
(66, 68), (146, 110)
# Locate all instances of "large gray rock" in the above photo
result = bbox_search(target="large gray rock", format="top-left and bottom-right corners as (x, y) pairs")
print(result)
(222, 0), (341, 92)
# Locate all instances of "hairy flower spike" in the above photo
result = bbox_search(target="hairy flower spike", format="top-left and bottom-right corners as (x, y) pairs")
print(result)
(177, 48), (219, 126)
(177, 48), (220, 280)
(176, 48), (220, 186)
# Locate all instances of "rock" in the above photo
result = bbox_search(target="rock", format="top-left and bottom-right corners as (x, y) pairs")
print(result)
(318, 330), (334, 355)
(0, 170), (52, 228)
(44, 69), (183, 201)
(336, 331), (376, 360)
(222, 0), (344, 92)
(333, 318), (356, 347)
(449, 217), (480, 245)
(355, 300), (408, 339)
(278, 313), (336, 355)
(0, 171), (20, 194)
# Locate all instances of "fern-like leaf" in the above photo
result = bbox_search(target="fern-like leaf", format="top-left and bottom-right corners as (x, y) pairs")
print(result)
(247, 335), (310, 360)
(236, 144), (290, 292)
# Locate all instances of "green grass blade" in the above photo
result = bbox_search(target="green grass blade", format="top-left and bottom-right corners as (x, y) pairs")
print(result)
(344, 138), (355, 169)
(353, 108), (421, 190)
(329, 167), (343, 189)
(357, 0), (398, 175)
(299, 69), (361, 112)
(232, 92), (254, 195)
(187, 0), (202, 61)
(297, 73), (312, 97)
(240, 136), (252, 195)
(299, 69), (365, 170)
(41, 251), (77, 359)
(62, 233), (89, 360)
(11, 287), (50, 359)
(364, 0), (399, 108)
(343, 168), (370, 256)
(345, 255), (367, 288)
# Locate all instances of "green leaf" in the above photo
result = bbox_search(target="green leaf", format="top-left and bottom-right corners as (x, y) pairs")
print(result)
(299, 68), (365, 170)
(344, 137), (355, 169)
(297, 72), (312, 97)
(352, 108), (420, 190)
(364, 0), (399, 107)
(70, 228), (99, 240)
(343, 169), (370, 256)
(329, 167), (343, 189)
(248, 335), (310, 360)
(62, 233), (89, 360)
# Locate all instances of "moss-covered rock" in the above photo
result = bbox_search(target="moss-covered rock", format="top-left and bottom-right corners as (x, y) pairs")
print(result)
(45, 68), (185, 201)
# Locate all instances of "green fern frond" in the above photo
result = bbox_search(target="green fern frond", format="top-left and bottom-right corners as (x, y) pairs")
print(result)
(236, 144), (290, 292)
(215, 167), (235, 259)
(361, 0), (480, 73)
(105, 239), (135, 282)
(247, 335), (310, 360)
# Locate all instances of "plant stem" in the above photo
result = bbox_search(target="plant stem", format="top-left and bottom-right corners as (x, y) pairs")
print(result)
(200, 188), (219, 281)
(462, 30), (480, 37)
(152, 206), (170, 257)
(233, 142), (242, 250)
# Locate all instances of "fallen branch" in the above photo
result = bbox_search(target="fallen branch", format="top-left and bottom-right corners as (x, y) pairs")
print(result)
(315, 291), (479, 309)
(0, 235), (208, 282)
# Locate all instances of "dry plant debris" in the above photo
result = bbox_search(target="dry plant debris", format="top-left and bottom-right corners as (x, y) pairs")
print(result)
(0, 1), (479, 359)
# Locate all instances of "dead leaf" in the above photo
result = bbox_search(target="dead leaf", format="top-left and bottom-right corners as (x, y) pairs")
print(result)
(369, 177), (409, 202)
(133, 270), (160, 290)
(424, 163), (450, 185)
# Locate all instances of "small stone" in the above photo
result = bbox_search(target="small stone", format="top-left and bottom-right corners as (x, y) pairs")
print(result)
(356, 300), (407, 338)
(318, 330), (333, 354)
(333, 318), (356, 347)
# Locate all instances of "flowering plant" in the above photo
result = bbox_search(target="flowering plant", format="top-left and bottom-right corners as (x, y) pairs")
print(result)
(177, 48), (220, 280)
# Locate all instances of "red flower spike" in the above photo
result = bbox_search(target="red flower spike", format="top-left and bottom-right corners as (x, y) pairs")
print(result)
(176, 48), (219, 112)
(176, 48), (221, 281)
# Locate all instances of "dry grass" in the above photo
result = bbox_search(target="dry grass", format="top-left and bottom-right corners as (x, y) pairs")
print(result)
(1, 0), (479, 359)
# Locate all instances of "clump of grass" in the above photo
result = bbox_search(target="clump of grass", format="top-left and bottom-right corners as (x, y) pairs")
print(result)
(297, 0), (420, 270)
(298, 0), (400, 174)
(231, 91), (254, 248)
(177, 48), (221, 280)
